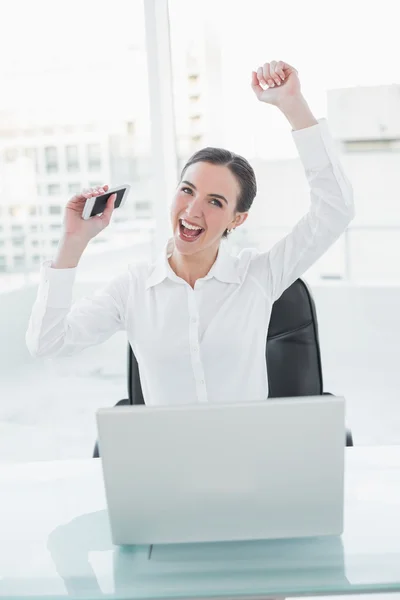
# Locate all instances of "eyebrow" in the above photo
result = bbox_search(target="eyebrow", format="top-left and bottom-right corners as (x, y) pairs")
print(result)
(181, 180), (228, 205)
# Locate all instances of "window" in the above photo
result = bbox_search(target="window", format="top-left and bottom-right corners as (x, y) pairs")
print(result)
(126, 121), (135, 135)
(24, 147), (38, 172)
(49, 205), (62, 215)
(87, 143), (102, 171)
(8, 206), (19, 217)
(13, 255), (25, 266)
(1, 0), (153, 464)
(66, 145), (80, 172)
(11, 225), (23, 232)
(136, 201), (151, 212)
(68, 183), (81, 195)
(47, 184), (61, 196)
(12, 238), (24, 247)
(44, 146), (58, 173)
(4, 147), (18, 162)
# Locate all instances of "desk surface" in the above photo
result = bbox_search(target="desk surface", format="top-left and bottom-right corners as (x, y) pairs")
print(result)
(0, 446), (400, 599)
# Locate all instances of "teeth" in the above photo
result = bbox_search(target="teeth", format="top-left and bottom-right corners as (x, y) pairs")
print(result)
(181, 219), (203, 231)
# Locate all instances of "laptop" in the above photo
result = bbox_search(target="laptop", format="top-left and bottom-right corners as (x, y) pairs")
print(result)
(96, 395), (345, 545)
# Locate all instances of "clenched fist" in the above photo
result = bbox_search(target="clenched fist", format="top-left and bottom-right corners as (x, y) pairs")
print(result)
(251, 60), (301, 107)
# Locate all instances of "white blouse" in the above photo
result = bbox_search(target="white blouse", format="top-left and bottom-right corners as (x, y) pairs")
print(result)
(26, 118), (354, 406)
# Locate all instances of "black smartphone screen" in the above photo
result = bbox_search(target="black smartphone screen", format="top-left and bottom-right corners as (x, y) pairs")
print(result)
(90, 188), (127, 217)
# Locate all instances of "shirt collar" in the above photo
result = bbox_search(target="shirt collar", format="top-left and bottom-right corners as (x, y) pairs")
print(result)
(145, 238), (241, 289)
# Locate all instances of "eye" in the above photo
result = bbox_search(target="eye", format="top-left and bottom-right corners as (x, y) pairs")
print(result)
(210, 198), (223, 208)
(181, 186), (192, 194)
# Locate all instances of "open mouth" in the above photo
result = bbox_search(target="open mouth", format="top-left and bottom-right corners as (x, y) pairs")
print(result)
(178, 219), (205, 242)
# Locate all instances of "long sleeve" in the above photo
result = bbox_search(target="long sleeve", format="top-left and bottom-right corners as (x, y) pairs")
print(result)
(258, 118), (354, 302)
(26, 260), (131, 358)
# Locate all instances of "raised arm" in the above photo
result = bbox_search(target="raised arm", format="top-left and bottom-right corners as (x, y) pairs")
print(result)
(25, 185), (130, 358)
(250, 60), (354, 301)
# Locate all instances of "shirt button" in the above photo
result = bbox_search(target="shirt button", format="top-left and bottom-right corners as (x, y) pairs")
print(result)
(192, 346), (199, 352)
(199, 379), (205, 385)
(191, 317), (197, 324)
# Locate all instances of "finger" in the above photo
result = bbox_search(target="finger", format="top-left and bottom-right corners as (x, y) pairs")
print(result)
(100, 193), (117, 222)
(262, 63), (275, 88)
(282, 61), (296, 71)
(92, 186), (105, 195)
(257, 66), (267, 87)
(83, 187), (97, 198)
(281, 61), (298, 76)
(269, 60), (282, 86)
(69, 189), (92, 204)
(251, 70), (263, 98)
(276, 60), (286, 80)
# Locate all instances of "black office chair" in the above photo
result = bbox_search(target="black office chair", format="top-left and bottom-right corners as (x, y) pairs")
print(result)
(93, 278), (353, 457)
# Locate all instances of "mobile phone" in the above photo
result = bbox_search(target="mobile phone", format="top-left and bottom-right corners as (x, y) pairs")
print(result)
(82, 184), (131, 220)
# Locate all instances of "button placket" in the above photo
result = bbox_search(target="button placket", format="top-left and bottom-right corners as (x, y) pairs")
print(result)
(187, 288), (207, 403)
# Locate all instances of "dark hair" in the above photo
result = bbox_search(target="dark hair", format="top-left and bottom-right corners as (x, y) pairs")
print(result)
(180, 147), (257, 238)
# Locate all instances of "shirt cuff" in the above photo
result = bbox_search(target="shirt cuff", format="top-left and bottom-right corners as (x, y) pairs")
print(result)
(39, 259), (77, 308)
(291, 118), (337, 171)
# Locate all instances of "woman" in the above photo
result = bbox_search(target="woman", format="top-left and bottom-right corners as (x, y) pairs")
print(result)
(26, 60), (354, 407)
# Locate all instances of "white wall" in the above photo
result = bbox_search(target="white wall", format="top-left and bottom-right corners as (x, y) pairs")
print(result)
(328, 85), (400, 140)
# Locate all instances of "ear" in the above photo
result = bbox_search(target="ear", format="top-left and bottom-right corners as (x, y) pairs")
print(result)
(232, 212), (249, 229)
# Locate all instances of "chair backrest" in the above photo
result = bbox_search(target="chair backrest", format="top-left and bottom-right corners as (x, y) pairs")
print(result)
(127, 278), (323, 404)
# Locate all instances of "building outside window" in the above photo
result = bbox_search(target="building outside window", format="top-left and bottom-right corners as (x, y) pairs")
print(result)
(66, 145), (80, 172)
(87, 143), (102, 171)
(24, 147), (38, 172)
(68, 182), (81, 195)
(47, 184), (61, 196)
(44, 146), (58, 173)
(49, 205), (62, 215)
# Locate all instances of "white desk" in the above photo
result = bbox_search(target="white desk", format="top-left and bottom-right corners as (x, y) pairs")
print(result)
(1, 446), (400, 599)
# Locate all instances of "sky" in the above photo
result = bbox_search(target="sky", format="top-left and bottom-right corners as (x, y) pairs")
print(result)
(0, 0), (399, 158)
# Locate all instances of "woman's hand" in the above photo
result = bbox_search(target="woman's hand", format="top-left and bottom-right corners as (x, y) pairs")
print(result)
(63, 185), (117, 243)
(251, 60), (301, 107)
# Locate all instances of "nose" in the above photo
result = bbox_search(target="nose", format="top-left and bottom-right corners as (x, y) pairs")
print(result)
(185, 195), (203, 219)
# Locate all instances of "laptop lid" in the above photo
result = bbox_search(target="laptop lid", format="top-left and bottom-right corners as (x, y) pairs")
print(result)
(96, 396), (345, 545)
